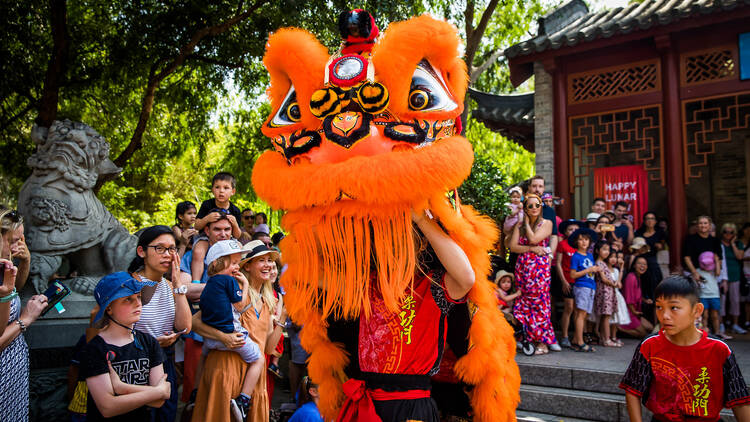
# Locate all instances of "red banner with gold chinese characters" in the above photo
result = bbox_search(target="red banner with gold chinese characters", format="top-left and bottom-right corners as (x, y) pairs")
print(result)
(594, 165), (649, 228)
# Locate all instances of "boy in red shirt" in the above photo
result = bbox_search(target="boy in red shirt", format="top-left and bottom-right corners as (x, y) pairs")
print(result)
(620, 275), (750, 421)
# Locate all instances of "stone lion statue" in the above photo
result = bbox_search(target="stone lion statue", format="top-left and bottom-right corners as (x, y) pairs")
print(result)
(18, 120), (137, 295)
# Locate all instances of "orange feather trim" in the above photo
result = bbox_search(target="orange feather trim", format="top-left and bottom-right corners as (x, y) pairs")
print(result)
(262, 27), (330, 134)
(251, 136), (474, 211)
(372, 15), (467, 122)
(428, 197), (521, 422)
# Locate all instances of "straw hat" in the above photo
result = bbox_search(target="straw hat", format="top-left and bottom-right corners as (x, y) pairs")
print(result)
(494, 270), (514, 284)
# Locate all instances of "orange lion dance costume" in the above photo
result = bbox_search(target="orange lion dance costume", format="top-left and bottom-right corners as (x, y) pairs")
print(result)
(252, 10), (520, 422)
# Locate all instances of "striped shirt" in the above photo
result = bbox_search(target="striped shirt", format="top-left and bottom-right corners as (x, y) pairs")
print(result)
(134, 276), (176, 340)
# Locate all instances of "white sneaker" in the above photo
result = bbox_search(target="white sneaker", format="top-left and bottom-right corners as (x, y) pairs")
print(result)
(732, 324), (747, 334)
(549, 342), (562, 352)
(719, 323), (726, 334)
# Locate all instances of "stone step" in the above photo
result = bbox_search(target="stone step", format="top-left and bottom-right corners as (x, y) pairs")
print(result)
(517, 410), (595, 421)
(519, 384), (737, 422)
(518, 362), (622, 394)
(519, 384), (627, 421)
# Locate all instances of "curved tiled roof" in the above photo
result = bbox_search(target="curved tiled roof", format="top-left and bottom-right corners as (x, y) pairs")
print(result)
(469, 89), (534, 127)
(505, 0), (750, 59)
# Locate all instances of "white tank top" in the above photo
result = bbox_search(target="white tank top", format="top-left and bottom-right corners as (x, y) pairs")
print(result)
(134, 275), (176, 340)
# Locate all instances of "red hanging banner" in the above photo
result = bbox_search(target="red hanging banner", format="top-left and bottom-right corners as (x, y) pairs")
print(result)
(593, 165), (649, 228)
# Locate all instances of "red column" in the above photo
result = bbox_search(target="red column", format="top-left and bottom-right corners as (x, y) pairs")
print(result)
(657, 35), (687, 272)
(553, 64), (572, 219)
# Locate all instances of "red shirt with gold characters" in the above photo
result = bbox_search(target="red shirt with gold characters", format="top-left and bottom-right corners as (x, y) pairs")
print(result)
(358, 270), (464, 375)
(620, 329), (750, 421)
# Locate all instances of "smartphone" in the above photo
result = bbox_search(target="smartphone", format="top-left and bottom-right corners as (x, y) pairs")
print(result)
(41, 281), (71, 316)
(600, 223), (615, 232)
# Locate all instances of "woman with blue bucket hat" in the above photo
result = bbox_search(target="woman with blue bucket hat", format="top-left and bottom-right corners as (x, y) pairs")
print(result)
(80, 271), (172, 420)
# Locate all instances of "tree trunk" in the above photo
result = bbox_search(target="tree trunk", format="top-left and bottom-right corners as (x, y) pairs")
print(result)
(459, 0), (500, 135)
(92, 0), (269, 193)
(36, 0), (69, 128)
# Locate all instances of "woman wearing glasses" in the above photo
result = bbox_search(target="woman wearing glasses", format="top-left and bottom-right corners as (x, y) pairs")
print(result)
(509, 194), (556, 354)
(127, 225), (192, 422)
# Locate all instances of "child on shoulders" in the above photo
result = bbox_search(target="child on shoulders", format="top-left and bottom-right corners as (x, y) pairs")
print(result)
(620, 275), (750, 421)
(191, 172), (243, 282)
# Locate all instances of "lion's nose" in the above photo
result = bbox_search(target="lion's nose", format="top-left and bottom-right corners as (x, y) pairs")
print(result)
(323, 111), (369, 148)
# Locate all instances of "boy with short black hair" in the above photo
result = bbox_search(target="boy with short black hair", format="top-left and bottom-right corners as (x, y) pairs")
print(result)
(569, 228), (600, 352)
(620, 275), (750, 422)
(191, 172), (243, 283)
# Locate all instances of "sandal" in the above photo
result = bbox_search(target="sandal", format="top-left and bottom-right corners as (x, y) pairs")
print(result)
(602, 339), (620, 347)
(534, 346), (549, 355)
(571, 343), (596, 352)
(611, 338), (624, 347)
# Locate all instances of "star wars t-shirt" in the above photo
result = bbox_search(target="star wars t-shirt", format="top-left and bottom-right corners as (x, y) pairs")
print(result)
(620, 330), (750, 421)
(570, 252), (596, 289)
(80, 330), (164, 421)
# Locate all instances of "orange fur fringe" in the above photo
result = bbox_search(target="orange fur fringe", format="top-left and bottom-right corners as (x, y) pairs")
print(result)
(252, 135), (474, 211)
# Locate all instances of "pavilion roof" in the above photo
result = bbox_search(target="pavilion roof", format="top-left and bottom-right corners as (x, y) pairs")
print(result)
(468, 89), (535, 151)
(506, 0), (750, 60)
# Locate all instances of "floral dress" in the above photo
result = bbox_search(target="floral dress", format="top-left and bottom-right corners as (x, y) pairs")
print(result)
(513, 234), (556, 345)
(594, 262), (618, 316)
(0, 296), (29, 421)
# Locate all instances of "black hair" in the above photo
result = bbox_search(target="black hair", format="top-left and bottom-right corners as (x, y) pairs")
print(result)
(614, 201), (629, 210)
(654, 275), (700, 304)
(592, 197), (606, 204)
(297, 376), (317, 407)
(637, 210), (662, 234)
(252, 231), (270, 241)
(575, 233), (591, 247)
(742, 222), (750, 232)
(241, 208), (253, 214)
(271, 231), (285, 245)
(128, 225), (176, 272)
(254, 212), (268, 224)
(594, 240), (611, 261)
(212, 172), (236, 189)
(175, 201), (196, 224)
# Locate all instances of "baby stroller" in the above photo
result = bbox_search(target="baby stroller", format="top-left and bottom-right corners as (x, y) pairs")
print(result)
(507, 314), (535, 356)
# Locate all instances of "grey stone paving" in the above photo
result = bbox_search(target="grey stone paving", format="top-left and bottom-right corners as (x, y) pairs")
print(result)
(516, 333), (750, 377)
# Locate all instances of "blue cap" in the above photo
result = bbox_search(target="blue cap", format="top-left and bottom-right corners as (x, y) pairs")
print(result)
(93, 272), (156, 323)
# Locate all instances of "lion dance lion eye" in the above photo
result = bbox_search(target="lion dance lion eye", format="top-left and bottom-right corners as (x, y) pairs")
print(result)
(270, 86), (302, 127)
(407, 60), (457, 112)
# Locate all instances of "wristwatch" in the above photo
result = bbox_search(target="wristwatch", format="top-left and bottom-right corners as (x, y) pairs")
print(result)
(173, 285), (188, 295)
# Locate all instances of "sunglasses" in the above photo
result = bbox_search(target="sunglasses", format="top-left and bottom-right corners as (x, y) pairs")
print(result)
(724, 231), (735, 234)
(526, 203), (542, 209)
(3, 210), (21, 222)
(209, 208), (230, 214)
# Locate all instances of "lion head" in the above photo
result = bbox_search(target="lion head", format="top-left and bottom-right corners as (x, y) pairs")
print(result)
(27, 120), (121, 192)
(252, 15), (475, 320)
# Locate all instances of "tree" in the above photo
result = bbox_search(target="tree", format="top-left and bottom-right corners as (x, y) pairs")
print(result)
(0, 1), (424, 226)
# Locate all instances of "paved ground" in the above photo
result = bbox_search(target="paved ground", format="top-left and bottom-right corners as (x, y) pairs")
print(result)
(517, 331), (750, 376)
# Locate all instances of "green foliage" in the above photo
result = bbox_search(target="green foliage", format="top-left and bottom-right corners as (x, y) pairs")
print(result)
(458, 152), (510, 222)
(0, 1), (423, 224)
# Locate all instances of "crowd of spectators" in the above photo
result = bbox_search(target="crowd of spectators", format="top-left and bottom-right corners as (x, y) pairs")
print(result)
(3, 169), (750, 420)
(494, 175), (750, 355)
(0, 172), (322, 422)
